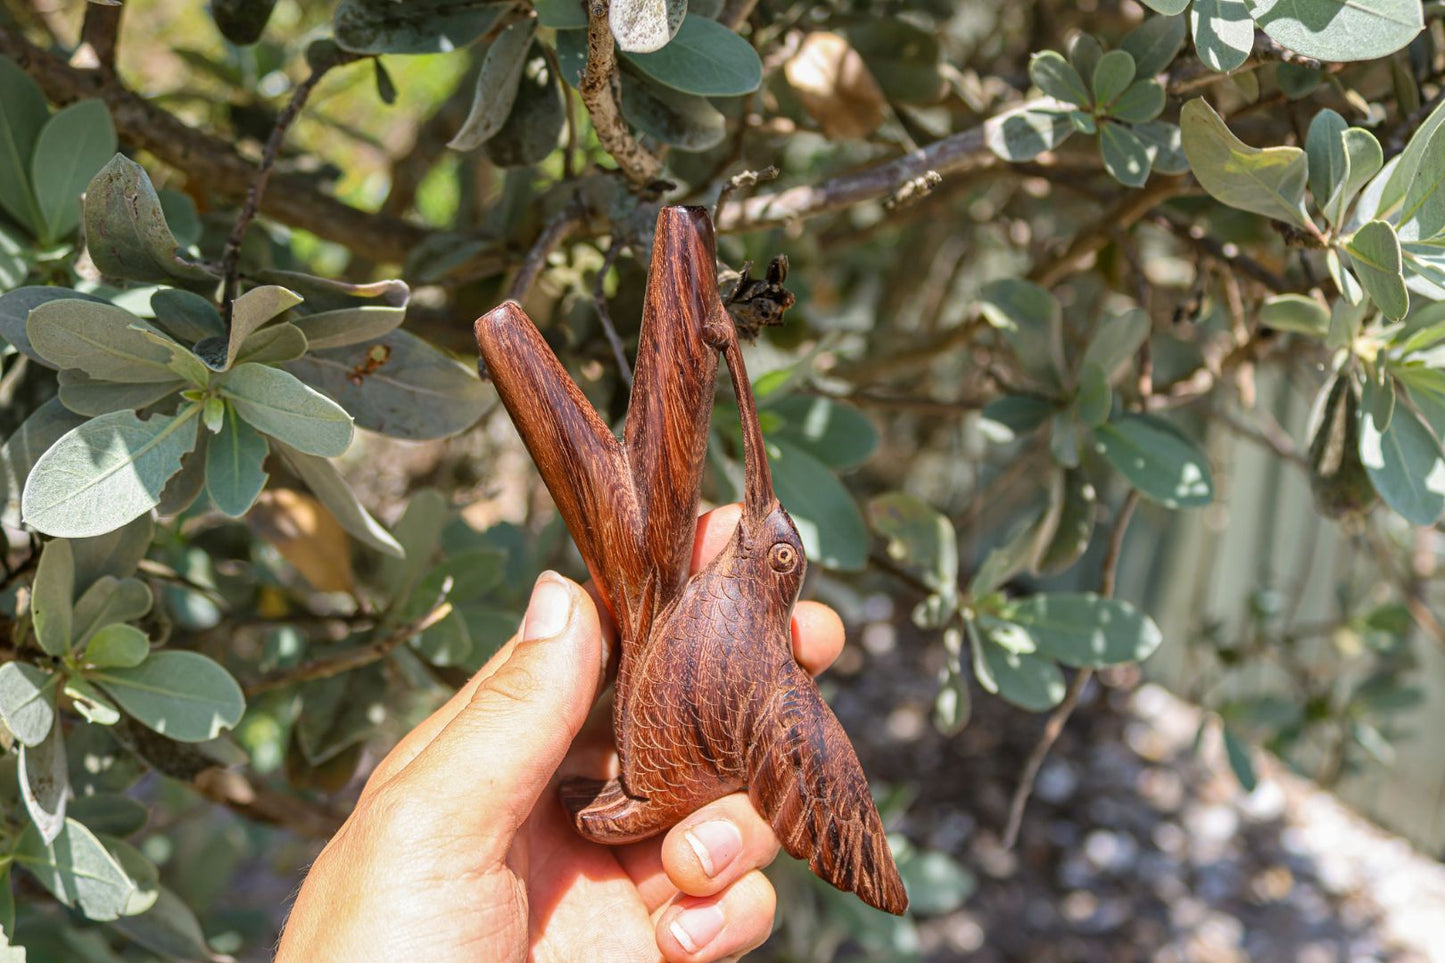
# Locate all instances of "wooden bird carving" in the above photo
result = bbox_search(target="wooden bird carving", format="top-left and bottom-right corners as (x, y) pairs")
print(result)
(473, 205), (907, 915)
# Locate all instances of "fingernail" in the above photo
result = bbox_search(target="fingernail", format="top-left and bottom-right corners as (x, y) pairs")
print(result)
(669, 905), (725, 954)
(684, 820), (742, 878)
(524, 572), (573, 641)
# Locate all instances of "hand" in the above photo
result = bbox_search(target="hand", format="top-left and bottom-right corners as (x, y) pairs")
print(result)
(277, 504), (846, 962)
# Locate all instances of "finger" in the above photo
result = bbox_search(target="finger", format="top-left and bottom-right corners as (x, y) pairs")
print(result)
(792, 600), (845, 677)
(661, 792), (780, 898)
(689, 503), (743, 573)
(614, 840), (675, 912)
(385, 573), (606, 843)
(655, 870), (777, 963)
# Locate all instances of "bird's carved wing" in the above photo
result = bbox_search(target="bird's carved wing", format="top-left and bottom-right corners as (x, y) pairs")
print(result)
(747, 660), (909, 915)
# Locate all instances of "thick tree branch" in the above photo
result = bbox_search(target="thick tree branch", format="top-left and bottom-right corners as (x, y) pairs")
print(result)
(579, 0), (664, 189)
(78, 2), (122, 73)
(0, 25), (430, 266)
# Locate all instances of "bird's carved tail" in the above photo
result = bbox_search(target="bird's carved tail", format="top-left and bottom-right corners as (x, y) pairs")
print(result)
(746, 662), (908, 915)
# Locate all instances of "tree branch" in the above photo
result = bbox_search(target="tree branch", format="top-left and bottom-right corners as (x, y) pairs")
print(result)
(78, 2), (123, 73)
(0, 26), (430, 266)
(717, 126), (998, 232)
(243, 603), (452, 697)
(579, 0), (664, 190)
(1029, 176), (1189, 287)
(506, 203), (586, 303)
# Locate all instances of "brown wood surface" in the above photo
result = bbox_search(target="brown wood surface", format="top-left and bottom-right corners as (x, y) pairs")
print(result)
(473, 206), (907, 915)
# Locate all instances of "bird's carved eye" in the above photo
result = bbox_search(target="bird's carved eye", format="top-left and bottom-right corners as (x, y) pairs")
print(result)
(768, 542), (798, 573)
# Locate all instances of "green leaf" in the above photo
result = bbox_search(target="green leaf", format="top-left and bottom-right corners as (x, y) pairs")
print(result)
(22, 406), (202, 538)
(536, 0), (587, 28)
(194, 285), (302, 372)
(622, 14), (761, 96)
(221, 363), (353, 457)
(234, 323), (307, 367)
(150, 289), (224, 343)
(0, 662), (58, 747)
(1083, 309), (1150, 379)
(1358, 399), (1445, 525)
(30, 100), (116, 244)
(1068, 33), (1104, 82)
(1009, 593), (1163, 667)
(84, 624), (150, 670)
(104, 835), (159, 917)
(1180, 99), (1313, 230)
(1099, 122), (1153, 188)
(449, 19), (536, 150)
(974, 622), (1066, 711)
(0, 398), (87, 527)
(1074, 363), (1112, 427)
(898, 850), (975, 916)
(1308, 374), (1376, 517)
(1378, 98), (1445, 223)
(412, 610), (473, 666)
(1092, 412), (1215, 507)
(1092, 50), (1136, 108)
(1035, 469), (1098, 575)
(867, 492), (958, 596)
(1134, 120), (1190, 174)
(765, 395), (878, 469)
(844, 20), (943, 104)
(0, 289), (109, 366)
(14, 818), (136, 921)
(984, 105), (1075, 162)
(212, 0), (278, 45)
(1191, 0), (1254, 72)
(205, 405), (269, 517)
(1141, 0), (1190, 13)
(0, 864), (12, 941)
(1344, 220), (1409, 320)
(1306, 109), (1348, 218)
(31, 538), (74, 657)
(57, 372), (187, 418)
(1109, 80), (1166, 124)
(1276, 62), (1323, 98)
(71, 515), (153, 595)
(766, 436), (867, 571)
(72, 576), (152, 647)
(619, 71), (726, 150)
(27, 300), (184, 382)
(90, 650), (245, 742)
(333, 0), (510, 54)
(65, 675), (121, 726)
(1244, 0), (1423, 62)
(285, 330), (485, 441)
(979, 395), (1054, 443)
(979, 279), (1064, 387)
(111, 886), (222, 962)
(1029, 51), (1090, 106)
(260, 273), (408, 351)
(0, 55), (48, 236)
(1395, 121), (1445, 242)
(1122, 14), (1188, 76)
(483, 44), (565, 168)
(20, 717), (68, 843)
(1221, 725), (1257, 790)
(273, 441), (404, 557)
(0, 221), (26, 291)
(83, 155), (217, 292)
(1259, 293), (1330, 335)
(66, 794), (148, 838)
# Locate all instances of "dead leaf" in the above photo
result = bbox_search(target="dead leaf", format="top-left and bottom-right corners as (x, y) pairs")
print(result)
(248, 488), (356, 593)
(784, 32), (887, 141)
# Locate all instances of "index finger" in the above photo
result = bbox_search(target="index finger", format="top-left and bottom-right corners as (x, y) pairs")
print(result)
(690, 504), (845, 677)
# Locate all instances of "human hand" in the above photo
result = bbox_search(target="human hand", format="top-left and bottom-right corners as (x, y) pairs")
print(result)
(277, 503), (847, 962)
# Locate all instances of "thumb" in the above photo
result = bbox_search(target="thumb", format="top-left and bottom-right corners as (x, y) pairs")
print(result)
(394, 572), (605, 841)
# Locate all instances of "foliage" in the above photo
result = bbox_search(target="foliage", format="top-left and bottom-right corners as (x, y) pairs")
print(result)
(0, 0), (1442, 958)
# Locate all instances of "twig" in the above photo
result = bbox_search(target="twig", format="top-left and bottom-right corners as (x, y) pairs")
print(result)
(243, 603), (452, 696)
(220, 50), (356, 319)
(713, 165), (779, 226)
(78, 1), (123, 73)
(578, 0), (664, 190)
(1150, 211), (1293, 293)
(1029, 177), (1189, 287)
(717, 125), (998, 232)
(593, 242), (635, 387)
(506, 204), (586, 303)
(1002, 488), (1141, 848)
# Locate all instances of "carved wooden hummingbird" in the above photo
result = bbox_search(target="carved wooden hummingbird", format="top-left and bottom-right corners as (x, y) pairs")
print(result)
(473, 205), (907, 915)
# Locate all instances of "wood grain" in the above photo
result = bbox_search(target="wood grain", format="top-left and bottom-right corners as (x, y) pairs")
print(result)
(473, 206), (907, 915)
